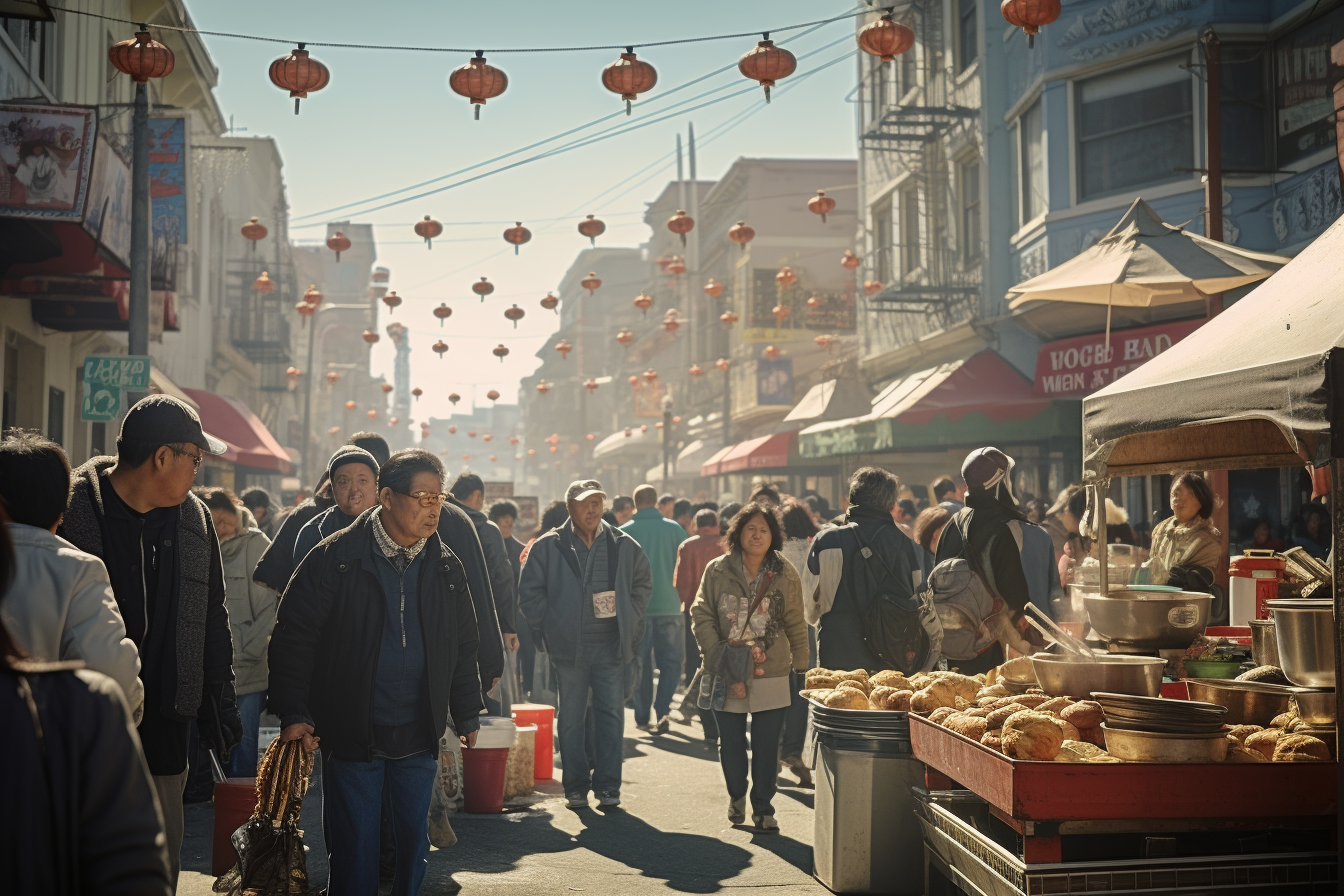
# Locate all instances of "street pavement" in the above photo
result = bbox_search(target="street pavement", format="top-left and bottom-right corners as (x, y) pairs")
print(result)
(178, 708), (831, 895)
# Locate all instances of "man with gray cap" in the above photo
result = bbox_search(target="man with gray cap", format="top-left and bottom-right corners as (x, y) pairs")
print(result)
(60, 394), (239, 887)
(517, 479), (651, 809)
(293, 445), (381, 565)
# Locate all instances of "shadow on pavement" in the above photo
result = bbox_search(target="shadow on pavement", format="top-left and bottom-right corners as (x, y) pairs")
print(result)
(749, 832), (815, 877)
(638, 732), (721, 762)
(775, 785), (815, 810)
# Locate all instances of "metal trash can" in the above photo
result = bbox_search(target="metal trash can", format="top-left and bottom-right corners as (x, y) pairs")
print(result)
(809, 706), (925, 895)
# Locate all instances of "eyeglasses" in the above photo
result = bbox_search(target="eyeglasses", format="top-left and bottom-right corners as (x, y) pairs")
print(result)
(397, 490), (448, 508)
(169, 445), (204, 472)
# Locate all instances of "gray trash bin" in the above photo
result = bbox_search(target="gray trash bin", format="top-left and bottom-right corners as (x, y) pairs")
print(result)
(810, 710), (925, 895)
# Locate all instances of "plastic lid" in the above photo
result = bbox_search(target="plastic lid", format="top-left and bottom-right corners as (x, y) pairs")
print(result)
(1230, 554), (1286, 573)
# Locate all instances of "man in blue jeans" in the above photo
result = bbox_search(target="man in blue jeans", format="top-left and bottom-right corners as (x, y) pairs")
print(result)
(621, 485), (689, 734)
(518, 479), (651, 809)
(269, 450), (484, 896)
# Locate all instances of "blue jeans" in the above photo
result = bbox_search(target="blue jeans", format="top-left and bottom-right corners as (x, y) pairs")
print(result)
(229, 690), (265, 777)
(554, 660), (624, 798)
(635, 615), (685, 726)
(322, 751), (437, 896)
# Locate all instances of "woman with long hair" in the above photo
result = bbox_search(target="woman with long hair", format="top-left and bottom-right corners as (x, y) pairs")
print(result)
(691, 503), (808, 831)
(1146, 473), (1222, 591)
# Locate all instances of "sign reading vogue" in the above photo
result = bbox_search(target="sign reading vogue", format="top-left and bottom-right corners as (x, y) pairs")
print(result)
(1033, 320), (1203, 398)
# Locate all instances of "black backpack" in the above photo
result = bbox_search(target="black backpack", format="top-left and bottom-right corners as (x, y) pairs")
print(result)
(851, 527), (943, 674)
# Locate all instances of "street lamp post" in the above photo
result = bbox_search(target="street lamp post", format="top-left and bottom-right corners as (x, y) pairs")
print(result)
(661, 395), (673, 484)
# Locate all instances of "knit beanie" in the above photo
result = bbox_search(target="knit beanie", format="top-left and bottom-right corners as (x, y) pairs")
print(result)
(327, 445), (378, 481)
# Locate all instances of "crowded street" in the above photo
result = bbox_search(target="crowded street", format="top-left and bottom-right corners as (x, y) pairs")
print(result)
(5, 1), (1344, 895)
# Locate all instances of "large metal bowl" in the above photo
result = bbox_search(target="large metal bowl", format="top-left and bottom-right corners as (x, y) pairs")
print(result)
(1085, 591), (1210, 649)
(1249, 619), (1280, 667)
(1268, 599), (1335, 688)
(1291, 689), (1337, 726)
(1184, 678), (1292, 726)
(1100, 725), (1230, 763)
(1029, 653), (1165, 698)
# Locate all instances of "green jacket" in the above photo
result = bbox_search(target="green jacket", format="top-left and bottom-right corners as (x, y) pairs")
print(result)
(621, 508), (688, 616)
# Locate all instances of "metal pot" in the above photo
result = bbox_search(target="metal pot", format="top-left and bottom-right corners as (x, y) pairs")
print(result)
(1267, 599), (1335, 688)
(1184, 678), (1291, 726)
(1084, 591), (1210, 650)
(1029, 653), (1165, 698)
(1248, 619), (1279, 667)
(1291, 689), (1337, 726)
(1100, 725), (1230, 763)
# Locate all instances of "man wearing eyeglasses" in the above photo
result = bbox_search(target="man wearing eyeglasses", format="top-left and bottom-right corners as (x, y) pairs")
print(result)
(61, 394), (238, 888)
(269, 449), (484, 896)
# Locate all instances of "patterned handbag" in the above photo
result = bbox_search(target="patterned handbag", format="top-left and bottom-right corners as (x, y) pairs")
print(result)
(213, 738), (313, 896)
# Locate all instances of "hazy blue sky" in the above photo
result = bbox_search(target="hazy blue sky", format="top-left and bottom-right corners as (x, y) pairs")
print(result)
(192, 1), (860, 424)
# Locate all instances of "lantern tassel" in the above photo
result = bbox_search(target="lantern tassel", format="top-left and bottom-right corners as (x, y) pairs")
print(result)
(294, 97), (300, 115)
(474, 104), (480, 120)
(821, 213), (827, 223)
(1028, 32), (1035, 49)
(625, 99), (632, 116)
(514, 244), (519, 255)
(764, 85), (772, 103)
(589, 236), (596, 246)
(336, 251), (342, 262)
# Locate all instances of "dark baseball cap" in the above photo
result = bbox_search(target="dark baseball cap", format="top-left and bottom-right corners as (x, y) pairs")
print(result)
(119, 395), (226, 455)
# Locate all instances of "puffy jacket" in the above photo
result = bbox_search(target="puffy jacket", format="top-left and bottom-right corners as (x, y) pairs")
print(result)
(252, 493), (334, 594)
(267, 510), (485, 761)
(219, 526), (275, 695)
(691, 550), (808, 680)
(1, 523), (144, 721)
(517, 521), (652, 666)
(437, 501), (505, 690)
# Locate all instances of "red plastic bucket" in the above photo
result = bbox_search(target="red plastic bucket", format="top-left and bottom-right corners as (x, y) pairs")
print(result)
(511, 702), (554, 780)
(461, 746), (510, 813)
(211, 777), (256, 876)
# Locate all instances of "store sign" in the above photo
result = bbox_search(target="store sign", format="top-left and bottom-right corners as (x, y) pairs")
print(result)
(0, 103), (97, 221)
(1033, 319), (1203, 398)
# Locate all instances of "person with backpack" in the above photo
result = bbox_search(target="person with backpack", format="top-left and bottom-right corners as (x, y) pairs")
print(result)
(806, 468), (936, 672)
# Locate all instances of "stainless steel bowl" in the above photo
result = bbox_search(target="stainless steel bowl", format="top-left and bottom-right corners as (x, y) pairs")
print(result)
(1291, 689), (1337, 726)
(1249, 619), (1280, 667)
(1185, 678), (1291, 726)
(1085, 591), (1210, 650)
(1101, 725), (1230, 763)
(1268, 599), (1335, 688)
(1030, 653), (1165, 698)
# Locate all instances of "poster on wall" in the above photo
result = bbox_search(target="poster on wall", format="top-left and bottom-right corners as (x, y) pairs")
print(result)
(149, 116), (187, 291)
(756, 357), (794, 406)
(80, 135), (132, 269)
(0, 103), (97, 220)
(1275, 5), (1344, 166)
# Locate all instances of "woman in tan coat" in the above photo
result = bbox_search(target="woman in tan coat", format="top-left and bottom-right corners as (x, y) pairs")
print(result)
(692, 502), (808, 832)
(1146, 473), (1222, 592)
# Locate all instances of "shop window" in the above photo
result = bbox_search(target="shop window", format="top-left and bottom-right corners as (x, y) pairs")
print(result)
(957, 0), (977, 73)
(960, 159), (982, 262)
(899, 187), (921, 276)
(872, 196), (893, 284)
(867, 56), (889, 125)
(1221, 47), (1270, 173)
(1018, 100), (1046, 224)
(900, 41), (917, 95)
(1076, 56), (1193, 201)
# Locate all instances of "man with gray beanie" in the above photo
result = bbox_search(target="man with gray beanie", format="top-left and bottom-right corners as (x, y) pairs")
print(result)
(294, 445), (381, 566)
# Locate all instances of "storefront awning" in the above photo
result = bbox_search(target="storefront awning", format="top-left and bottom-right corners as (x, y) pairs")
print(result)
(783, 378), (873, 424)
(591, 424), (662, 461)
(182, 388), (292, 473)
(717, 431), (794, 474)
(699, 445), (735, 477)
(149, 366), (198, 411)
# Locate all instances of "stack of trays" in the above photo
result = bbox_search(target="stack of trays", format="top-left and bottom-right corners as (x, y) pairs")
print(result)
(1093, 692), (1228, 734)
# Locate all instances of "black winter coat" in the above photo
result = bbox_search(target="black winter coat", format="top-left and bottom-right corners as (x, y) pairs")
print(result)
(252, 493), (334, 593)
(438, 500), (505, 688)
(267, 511), (486, 761)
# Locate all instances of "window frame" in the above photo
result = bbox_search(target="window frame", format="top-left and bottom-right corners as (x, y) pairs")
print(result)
(899, 186), (921, 277)
(957, 0), (978, 74)
(871, 194), (894, 284)
(959, 157), (983, 264)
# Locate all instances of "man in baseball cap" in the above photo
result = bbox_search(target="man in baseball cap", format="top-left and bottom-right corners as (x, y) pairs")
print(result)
(59, 394), (238, 885)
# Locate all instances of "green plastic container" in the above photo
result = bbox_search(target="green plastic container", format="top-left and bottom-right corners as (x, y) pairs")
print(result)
(1183, 659), (1242, 680)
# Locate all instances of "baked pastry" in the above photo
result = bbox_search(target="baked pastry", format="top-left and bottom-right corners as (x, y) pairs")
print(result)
(1011, 694), (1052, 709)
(836, 669), (870, 683)
(823, 689), (871, 710)
(1273, 734), (1331, 762)
(910, 680), (961, 713)
(870, 670), (912, 690)
(998, 655), (1036, 683)
(1037, 697), (1074, 715)
(1056, 741), (1109, 762)
(1053, 718), (1081, 742)
(980, 730), (1003, 751)
(1244, 728), (1285, 760)
(1224, 739), (1266, 763)
(806, 669), (843, 689)
(1225, 725), (1263, 745)
(1002, 710), (1065, 761)
(1077, 725), (1107, 747)
(936, 672), (982, 702)
(985, 703), (1029, 729)
(1061, 701), (1104, 729)
(836, 678), (871, 695)
(1270, 712), (1297, 730)
(976, 684), (1011, 700)
(944, 713), (988, 741)
(869, 687), (912, 712)
(928, 706), (959, 724)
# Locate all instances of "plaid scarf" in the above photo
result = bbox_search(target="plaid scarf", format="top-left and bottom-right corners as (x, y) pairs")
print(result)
(371, 507), (428, 573)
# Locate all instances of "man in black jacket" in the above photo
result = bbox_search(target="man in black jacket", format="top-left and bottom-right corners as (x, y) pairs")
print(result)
(60, 395), (239, 887)
(448, 473), (515, 708)
(270, 449), (484, 896)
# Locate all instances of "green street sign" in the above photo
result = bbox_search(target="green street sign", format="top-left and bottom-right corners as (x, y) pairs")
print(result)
(83, 355), (151, 390)
(81, 381), (122, 422)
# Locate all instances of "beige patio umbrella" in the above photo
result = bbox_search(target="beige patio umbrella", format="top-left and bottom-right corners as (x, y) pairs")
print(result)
(1008, 198), (1289, 309)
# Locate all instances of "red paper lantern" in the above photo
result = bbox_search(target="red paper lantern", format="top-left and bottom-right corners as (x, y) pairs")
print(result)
(772, 304), (791, 326)
(492, 344), (510, 363)
(326, 371), (340, 385)
(624, 428), (633, 438)
(540, 292), (559, 313)
(449, 425), (458, 434)
(412, 387), (423, 400)
(268, 44), (329, 114)
(502, 222), (531, 255)
(448, 392), (460, 405)
(1001, 0), (1061, 47)
(483, 433), (493, 442)
(665, 255), (686, 276)
(303, 284), (323, 306)
(689, 363), (703, 377)
(489, 455), (497, 462)
(640, 424), (649, 433)
(841, 249), (862, 270)
(633, 293), (653, 316)
(449, 51), (508, 118)
(864, 280), (883, 294)
(362, 329), (379, 344)
(108, 29), (175, 83)
(328, 426), (340, 435)
(509, 436), (520, 445)
(487, 389), (500, 401)
(381, 383), (394, 394)
(241, 216), (268, 243)
(667, 209), (694, 246)
(586, 434), (595, 441)
(763, 345), (781, 360)
(344, 400), (357, 411)
(467, 431), (477, 438)
(327, 231), (351, 261)
(536, 380), (552, 394)
(583, 378), (599, 393)
(704, 278), (723, 298)
(555, 339), (572, 359)
(390, 417), (400, 425)
(642, 368), (658, 383)
(815, 333), (837, 351)
(433, 303), (452, 326)
(601, 48), (658, 115)
(366, 409), (378, 420)
(463, 454), (472, 461)
(656, 255), (673, 272)
(807, 294), (822, 309)
(433, 339), (449, 359)
(616, 328), (634, 347)
(296, 302), (315, 323)
(738, 35), (796, 102)
(472, 277), (494, 301)
(415, 215), (443, 249)
(577, 215), (606, 245)
(504, 305), (525, 328)
(581, 272), (602, 296)
(549, 446), (558, 453)
(662, 316), (680, 334)
(728, 221), (755, 251)
(808, 190), (837, 223)
(253, 271), (274, 293)
(716, 358), (732, 372)
(858, 12), (915, 60)
(719, 311), (739, 328)
(286, 366), (300, 384)
(628, 375), (640, 389)
(776, 266), (798, 288)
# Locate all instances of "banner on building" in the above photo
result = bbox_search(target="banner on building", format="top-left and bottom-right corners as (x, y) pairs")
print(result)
(0, 103), (97, 221)
(756, 357), (794, 406)
(149, 117), (187, 291)
(80, 135), (132, 269)
(1033, 319), (1204, 399)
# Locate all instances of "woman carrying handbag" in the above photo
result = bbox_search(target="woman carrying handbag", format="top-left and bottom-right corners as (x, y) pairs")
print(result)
(691, 503), (808, 832)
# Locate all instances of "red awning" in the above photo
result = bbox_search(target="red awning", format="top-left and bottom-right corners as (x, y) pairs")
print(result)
(717, 431), (794, 474)
(886, 351), (1049, 425)
(182, 388), (292, 474)
(699, 445), (735, 478)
